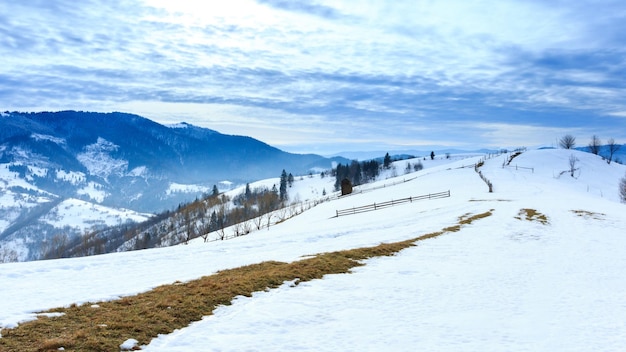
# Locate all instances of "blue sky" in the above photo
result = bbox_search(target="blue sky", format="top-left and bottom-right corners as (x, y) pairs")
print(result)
(1, 1), (625, 155)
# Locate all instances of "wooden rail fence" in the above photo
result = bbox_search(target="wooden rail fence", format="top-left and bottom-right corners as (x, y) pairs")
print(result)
(335, 190), (450, 217)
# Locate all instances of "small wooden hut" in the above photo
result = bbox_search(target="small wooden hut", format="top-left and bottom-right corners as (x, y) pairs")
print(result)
(341, 178), (353, 196)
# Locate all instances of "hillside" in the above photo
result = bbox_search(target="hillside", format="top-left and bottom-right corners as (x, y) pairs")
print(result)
(0, 111), (347, 261)
(1, 148), (625, 351)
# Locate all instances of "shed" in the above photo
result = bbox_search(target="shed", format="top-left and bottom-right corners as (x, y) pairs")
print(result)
(341, 178), (353, 196)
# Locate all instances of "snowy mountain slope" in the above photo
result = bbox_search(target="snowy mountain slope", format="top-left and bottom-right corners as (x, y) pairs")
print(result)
(0, 111), (347, 262)
(1, 149), (625, 351)
(0, 159), (152, 261)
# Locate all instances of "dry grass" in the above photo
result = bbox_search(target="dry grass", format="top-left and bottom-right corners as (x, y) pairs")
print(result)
(515, 208), (549, 225)
(0, 210), (492, 351)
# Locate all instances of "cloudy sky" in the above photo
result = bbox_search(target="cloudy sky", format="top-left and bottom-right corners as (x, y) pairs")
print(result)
(2, 1), (625, 155)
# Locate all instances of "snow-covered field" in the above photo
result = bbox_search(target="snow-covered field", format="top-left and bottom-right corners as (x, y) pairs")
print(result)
(1, 149), (625, 351)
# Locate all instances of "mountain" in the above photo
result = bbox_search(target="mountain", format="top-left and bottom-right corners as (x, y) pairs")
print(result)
(0, 111), (347, 261)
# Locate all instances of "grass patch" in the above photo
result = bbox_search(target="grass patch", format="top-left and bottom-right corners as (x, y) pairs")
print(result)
(0, 210), (493, 351)
(515, 208), (549, 225)
(571, 209), (605, 220)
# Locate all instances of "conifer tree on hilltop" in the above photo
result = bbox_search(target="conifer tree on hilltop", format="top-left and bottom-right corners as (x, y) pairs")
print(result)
(288, 173), (294, 187)
(279, 169), (288, 202)
(383, 152), (392, 169)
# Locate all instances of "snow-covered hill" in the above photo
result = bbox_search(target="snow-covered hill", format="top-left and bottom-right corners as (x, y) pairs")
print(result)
(1, 148), (625, 351)
(0, 111), (347, 261)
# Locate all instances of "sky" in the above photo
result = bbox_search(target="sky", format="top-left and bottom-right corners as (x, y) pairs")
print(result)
(2, 149), (626, 350)
(1, 1), (626, 155)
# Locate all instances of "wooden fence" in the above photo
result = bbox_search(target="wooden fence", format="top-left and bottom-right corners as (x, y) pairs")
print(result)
(504, 164), (534, 173)
(335, 190), (450, 217)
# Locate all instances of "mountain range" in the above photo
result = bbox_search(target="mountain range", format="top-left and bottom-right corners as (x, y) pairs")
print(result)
(0, 111), (347, 261)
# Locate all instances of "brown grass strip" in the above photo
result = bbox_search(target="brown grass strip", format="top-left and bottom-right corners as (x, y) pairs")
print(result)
(515, 208), (548, 225)
(0, 210), (492, 351)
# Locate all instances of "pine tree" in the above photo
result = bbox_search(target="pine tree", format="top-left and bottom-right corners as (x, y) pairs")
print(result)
(383, 152), (392, 169)
(209, 211), (219, 232)
(288, 173), (294, 187)
(279, 169), (288, 202)
(245, 183), (251, 200)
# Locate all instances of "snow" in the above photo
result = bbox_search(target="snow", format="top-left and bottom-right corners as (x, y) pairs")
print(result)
(0, 163), (41, 193)
(30, 133), (65, 145)
(1, 149), (626, 351)
(76, 181), (107, 203)
(76, 137), (129, 179)
(128, 166), (148, 177)
(56, 169), (86, 185)
(26, 166), (47, 181)
(218, 180), (234, 191)
(120, 338), (139, 350)
(42, 198), (151, 229)
(166, 182), (211, 196)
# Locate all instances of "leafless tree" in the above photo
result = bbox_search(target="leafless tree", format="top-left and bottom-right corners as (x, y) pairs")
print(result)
(620, 173), (626, 203)
(559, 134), (576, 149)
(199, 217), (211, 242)
(0, 247), (19, 263)
(232, 222), (243, 237)
(242, 221), (252, 235)
(264, 211), (274, 229)
(588, 135), (601, 155)
(568, 154), (579, 177)
(276, 207), (288, 223)
(252, 215), (264, 230)
(42, 233), (69, 259)
(606, 138), (622, 164)
(288, 203), (299, 218)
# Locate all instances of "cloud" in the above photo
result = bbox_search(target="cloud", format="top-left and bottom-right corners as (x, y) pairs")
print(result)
(256, 0), (344, 20)
(2, 0), (626, 154)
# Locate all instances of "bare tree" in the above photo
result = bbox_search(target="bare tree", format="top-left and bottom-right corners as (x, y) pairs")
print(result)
(199, 217), (211, 242)
(620, 173), (626, 203)
(568, 154), (579, 177)
(276, 207), (288, 223)
(252, 215), (264, 230)
(606, 138), (622, 164)
(242, 220), (252, 235)
(182, 209), (193, 244)
(0, 247), (19, 263)
(232, 222), (243, 237)
(588, 135), (601, 155)
(216, 227), (227, 241)
(42, 233), (69, 259)
(559, 134), (576, 149)
(264, 211), (274, 230)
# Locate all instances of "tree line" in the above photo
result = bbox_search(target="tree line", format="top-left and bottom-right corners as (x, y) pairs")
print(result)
(559, 134), (622, 164)
(40, 174), (294, 259)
